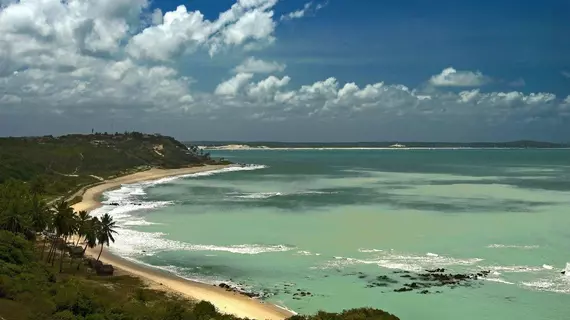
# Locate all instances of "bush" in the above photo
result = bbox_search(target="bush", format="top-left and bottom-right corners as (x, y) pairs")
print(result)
(193, 301), (217, 319)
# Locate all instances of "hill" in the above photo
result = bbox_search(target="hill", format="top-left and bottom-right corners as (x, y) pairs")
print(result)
(0, 132), (216, 197)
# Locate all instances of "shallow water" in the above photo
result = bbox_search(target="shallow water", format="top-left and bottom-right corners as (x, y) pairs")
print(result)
(91, 149), (570, 319)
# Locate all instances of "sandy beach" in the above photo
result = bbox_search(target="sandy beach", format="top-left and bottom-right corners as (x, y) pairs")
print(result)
(71, 165), (294, 320)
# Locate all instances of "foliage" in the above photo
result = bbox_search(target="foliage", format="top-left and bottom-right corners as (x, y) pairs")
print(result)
(0, 138), (398, 320)
(0, 132), (215, 196)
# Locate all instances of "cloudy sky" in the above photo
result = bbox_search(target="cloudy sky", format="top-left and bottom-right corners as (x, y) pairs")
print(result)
(0, 0), (569, 142)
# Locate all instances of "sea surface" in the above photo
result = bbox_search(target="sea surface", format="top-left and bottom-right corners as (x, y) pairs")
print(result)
(91, 149), (570, 320)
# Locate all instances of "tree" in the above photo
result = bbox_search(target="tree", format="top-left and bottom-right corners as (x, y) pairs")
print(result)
(48, 199), (75, 272)
(30, 176), (47, 195)
(30, 194), (52, 258)
(96, 213), (117, 261)
(75, 210), (90, 246)
(0, 203), (32, 234)
(77, 217), (99, 270)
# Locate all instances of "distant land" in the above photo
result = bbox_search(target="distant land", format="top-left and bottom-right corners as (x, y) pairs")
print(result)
(187, 140), (570, 149)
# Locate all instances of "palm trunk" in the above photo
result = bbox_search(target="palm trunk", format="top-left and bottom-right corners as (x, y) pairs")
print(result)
(59, 245), (65, 272)
(47, 238), (57, 263)
(40, 237), (48, 260)
(77, 243), (89, 270)
(97, 245), (103, 261)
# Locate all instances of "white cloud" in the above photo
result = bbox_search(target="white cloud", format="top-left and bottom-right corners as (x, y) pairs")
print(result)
(562, 71), (570, 79)
(215, 73), (254, 95)
(234, 56), (285, 73)
(0, 0), (567, 136)
(151, 8), (163, 25)
(247, 75), (290, 99)
(127, 0), (278, 60)
(280, 1), (327, 21)
(429, 67), (490, 87)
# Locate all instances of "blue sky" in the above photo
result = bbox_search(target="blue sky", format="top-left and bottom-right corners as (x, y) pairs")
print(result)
(0, 0), (568, 141)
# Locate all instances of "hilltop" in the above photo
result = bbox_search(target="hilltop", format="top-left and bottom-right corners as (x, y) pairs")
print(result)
(0, 132), (219, 197)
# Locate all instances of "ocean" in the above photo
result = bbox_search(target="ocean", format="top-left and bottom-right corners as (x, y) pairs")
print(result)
(90, 149), (570, 320)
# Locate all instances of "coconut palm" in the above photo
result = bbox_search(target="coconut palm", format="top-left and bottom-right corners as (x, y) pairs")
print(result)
(75, 210), (90, 245)
(0, 202), (31, 234)
(47, 200), (75, 272)
(29, 195), (52, 258)
(96, 213), (117, 261)
(77, 217), (99, 270)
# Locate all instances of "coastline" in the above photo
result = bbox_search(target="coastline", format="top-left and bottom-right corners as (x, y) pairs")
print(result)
(71, 165), (294, 320)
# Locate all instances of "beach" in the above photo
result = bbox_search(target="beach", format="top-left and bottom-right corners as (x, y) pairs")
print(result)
(71, 165), (294, 320)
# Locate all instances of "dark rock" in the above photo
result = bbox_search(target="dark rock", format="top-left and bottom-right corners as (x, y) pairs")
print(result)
(400, 274), (412, 278)
(394, 287), (413, 292)
(562, 271), (566, 275)
(218, 283), (231, 290)
(358, 274), (367, 279)
(426, 268), (445, 273)
(419, 290), (430, 294)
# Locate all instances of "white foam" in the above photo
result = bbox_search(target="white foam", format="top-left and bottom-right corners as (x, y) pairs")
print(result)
(232, 190), (336, 200)
(485, 265), (545, 273)
(295, 250), (320, 256)
(108, 226), (294, 257)
(234, 192), (283, 199)
(122, 220), (161, 226)
(358, 248), (383, 253)
(487, 244), (539, 249)
(543, 264), (554, 270)
(426, 252), (439, 257)
(321, 251), (483, 272)
(484, 278), (515, 285)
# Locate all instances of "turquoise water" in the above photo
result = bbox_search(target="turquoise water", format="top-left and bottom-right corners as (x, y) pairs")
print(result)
(92, 150), (570, 319)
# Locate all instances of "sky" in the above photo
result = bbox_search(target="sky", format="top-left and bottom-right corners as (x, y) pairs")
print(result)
(0, 0), (569, 142)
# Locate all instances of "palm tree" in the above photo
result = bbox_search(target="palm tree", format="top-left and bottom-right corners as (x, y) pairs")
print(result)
(74, 210), (90, 245)
(47, 200), (75, 273)
(77, 217), (99, 270)
(29, 195), (52, 258)
(0, 201), (32, 234)
(96, 213), (117, 261)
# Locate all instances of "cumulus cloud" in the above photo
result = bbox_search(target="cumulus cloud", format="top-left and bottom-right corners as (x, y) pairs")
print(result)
(429, 67), (490, 87)
(0, 0), (568, 138)
(234, 56), (286, 73)
(215, 73), (254, 95)
(562, 71), (570, 79)
(126, 0), (278, 60)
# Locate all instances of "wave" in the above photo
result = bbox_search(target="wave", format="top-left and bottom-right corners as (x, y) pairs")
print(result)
(320, 251), (483, 272)
(358, 248), (383, 253)
(521, 278), (570, 294)
(295, 250), (320, 256)
(230, 190), (337, 200)
(234, 192), (283, 199)
(142, 164), (268, 187)
(108, 226), (294, 257)
(483, 278), (515, 285)
(483, 265), (546, 273)
(487, 244), (540, 249)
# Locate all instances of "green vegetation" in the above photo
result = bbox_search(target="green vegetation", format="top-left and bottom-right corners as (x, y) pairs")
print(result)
(0, 132), (218, 198)
(0, 133), (400, 320)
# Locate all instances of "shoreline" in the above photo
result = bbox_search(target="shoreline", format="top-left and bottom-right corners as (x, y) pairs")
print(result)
(71, 165), (294, 320)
